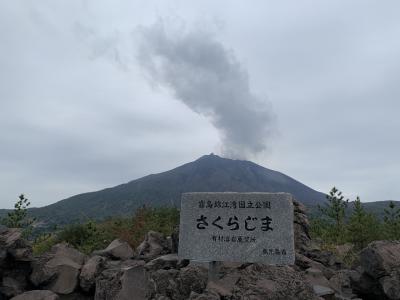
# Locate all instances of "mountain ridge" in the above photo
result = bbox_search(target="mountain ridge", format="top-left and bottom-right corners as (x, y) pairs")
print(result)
(0, 154), (397, 226)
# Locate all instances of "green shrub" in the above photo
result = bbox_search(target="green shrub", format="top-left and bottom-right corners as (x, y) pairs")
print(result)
(57, 221), (111, 254)
(100, 206), (179, 249)
(32, 206), (180, 255)
(32, 233), (58, 255)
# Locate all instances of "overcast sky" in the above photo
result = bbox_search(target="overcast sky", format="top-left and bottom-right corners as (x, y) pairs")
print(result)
(1, 1), (399, 208)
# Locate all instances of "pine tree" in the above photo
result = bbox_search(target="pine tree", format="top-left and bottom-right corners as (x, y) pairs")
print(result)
(318, 187), (349, 243)
(347, 196), (380, 249)
(1, 194), (35, 237)
(383, 201), (400, 240)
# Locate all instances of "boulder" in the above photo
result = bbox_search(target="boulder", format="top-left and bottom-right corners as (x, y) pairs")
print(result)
(93, 239), (134, 260)
(360, 240), (400, 278)
(351, 271), (383, 299)
(231, 264), (318, 300)
(328, 269), (360, 298)
(0, 227), (33, 262)
(136, 231), (170, 261)
(302, 267), (339, 299)
(57, 293), (93, 300)
(206, 273), (240, 298)
(305, 248), (343, 269)
(79, 255), (106, 292)
(293, 200), (312, 253)
(147, 266), (207, 300)
(183, 263), (318, 300)
(145, 254), (189, 272)
(355, 241), (400, 299)
(177, 266), (208, 298)
(295, 253), (335, 279)
(312, 285), (334, 299)
(304, 267), (331, 287)
(380, 270), (400, 300)
(94, 259), (146, 300)
(10, 290), (59, 300)
(189, 290), (220, 300)
(1, 276), (26, 298)
(0, 227), (33, 298)
(30, 243), (85, 295)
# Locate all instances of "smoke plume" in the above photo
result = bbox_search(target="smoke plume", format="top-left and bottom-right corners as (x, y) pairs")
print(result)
(137, 21), (275, 159)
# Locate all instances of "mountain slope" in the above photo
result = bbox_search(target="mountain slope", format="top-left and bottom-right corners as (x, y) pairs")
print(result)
(3, 154), (327, 226)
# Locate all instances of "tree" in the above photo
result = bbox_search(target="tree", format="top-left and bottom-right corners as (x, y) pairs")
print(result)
(318, 187), (349, 243)
(1, 194), (35, 237)
(383, 201), (400, 240)
(347, 196), (380, 249)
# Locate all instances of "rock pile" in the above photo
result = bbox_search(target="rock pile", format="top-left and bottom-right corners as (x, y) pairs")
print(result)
(0, 225), (33, 298)
(1, 200), (400, 300)
(356, 240), (400, 299)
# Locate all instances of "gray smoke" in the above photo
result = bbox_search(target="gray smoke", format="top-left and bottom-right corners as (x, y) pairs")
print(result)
(137, 21), (275, 159)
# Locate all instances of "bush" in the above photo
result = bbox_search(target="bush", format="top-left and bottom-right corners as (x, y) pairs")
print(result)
(100, 206), (179, 249)
(32, 233), (58, 255)
(32, 206), (180, 255)
(57, 221), (110, 254)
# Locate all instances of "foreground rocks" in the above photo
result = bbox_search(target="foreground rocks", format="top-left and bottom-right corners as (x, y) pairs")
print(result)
(79, 256), (106, 293)
(2, 199), (400, 299)
(136, 231), (171, 261)
(30, 243), (86, 295)
(93, 239), (134, 260)
(356, 240), (400, 299)
(206, 264), (317, 300)
(10, 290), (59, 300)
(0, 226), (33, 299)
(94, 259), (146, 300)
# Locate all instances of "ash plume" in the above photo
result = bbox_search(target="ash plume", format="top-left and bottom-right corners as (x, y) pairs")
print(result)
(137, 21), (275, 159)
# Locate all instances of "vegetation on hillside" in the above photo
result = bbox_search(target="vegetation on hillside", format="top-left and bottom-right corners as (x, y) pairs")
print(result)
(32, 206), (179, 255)
(310, 187), (400, 251)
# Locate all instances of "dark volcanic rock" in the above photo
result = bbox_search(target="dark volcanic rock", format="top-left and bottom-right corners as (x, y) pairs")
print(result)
(380, 270), (400, 300)
(136, 231), (171, 261)
(358, 241), (400, 300)
(147, 266), (208, 300)
(93, 239), (134, 260)
(94, 259), (146, 300)
(360, 240), (400, 279)
(79, 255), (106, 293)
(30, 243), (85, 295)
(293, 200), (312, 254)
(145, 254), (189, 272)
(10, 290), (59, 300)
(223, 264), (317, 300)
(0, 227), (33, 298)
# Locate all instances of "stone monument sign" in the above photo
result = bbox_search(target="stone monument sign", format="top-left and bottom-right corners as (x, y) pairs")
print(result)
(178, 192), (295, 264)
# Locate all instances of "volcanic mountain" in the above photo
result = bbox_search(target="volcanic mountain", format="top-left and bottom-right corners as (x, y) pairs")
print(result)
(1, 154), (327, 226)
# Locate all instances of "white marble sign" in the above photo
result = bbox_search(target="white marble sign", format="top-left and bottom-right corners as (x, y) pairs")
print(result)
(178, 192), (295, 264)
